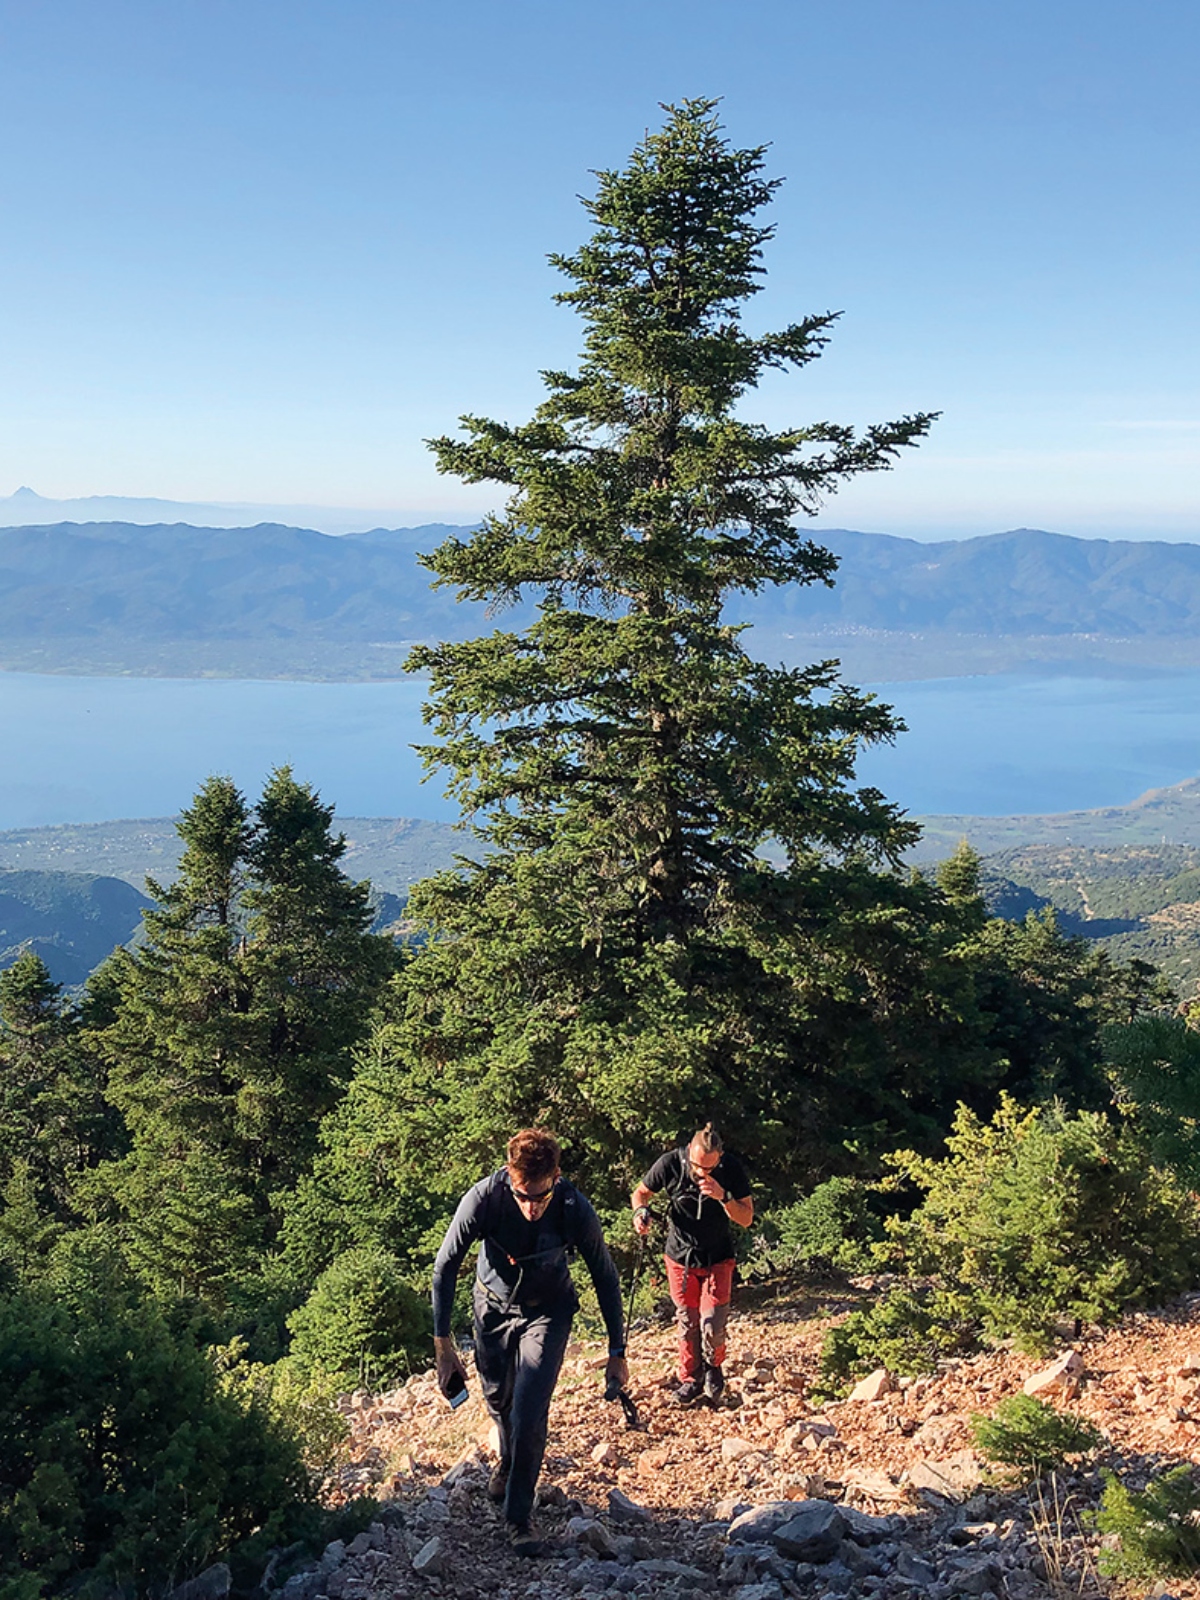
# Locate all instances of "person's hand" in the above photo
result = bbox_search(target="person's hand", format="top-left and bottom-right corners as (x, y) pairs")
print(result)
(633, 1205), (653, 1237)
(434, 1335), (468, 1398)
(697, 1172), (726, 1203)
(604, 1354), (629, 1396)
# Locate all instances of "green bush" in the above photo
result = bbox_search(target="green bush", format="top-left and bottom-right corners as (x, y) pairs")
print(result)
(1094, 1466), (1200, 1579)
(286, 1244), (432, 1388)
(818, 1288), (966, 1390)
(884, 1095), (1200, 1353)
(970, 1393), (1102, 1481)
(1103, 1016), (1200, 1190)
(768, 1176), (881, 1274)
(214, 1340), (352, 1492)
(0, 1235), (312, 1598)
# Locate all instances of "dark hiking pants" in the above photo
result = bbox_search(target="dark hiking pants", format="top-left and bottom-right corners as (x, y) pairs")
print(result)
(472, 1285), (575, 1528)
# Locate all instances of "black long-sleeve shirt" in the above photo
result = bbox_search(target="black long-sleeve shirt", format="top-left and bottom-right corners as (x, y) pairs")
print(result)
(431, 1169), (626, 1353)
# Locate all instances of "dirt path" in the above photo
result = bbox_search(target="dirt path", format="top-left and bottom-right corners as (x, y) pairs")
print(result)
(279, 1286), (1200, 1600)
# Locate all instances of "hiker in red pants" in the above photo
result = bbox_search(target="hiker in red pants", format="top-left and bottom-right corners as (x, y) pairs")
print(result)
(631, 1123), (753, 1405)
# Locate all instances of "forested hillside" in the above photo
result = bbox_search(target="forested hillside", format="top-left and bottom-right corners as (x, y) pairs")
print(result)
(0, 869), (150, 985)
(981, 843), (1200, 988)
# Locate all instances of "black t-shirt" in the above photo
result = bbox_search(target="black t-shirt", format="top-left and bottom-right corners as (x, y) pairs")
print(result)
(642, 1147), (752, 1268)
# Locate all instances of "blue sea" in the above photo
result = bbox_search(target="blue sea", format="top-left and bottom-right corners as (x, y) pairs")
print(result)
(2, 670), (1200, 830)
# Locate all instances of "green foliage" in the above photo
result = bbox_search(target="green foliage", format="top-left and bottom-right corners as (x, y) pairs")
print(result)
(240, 766), (400, 1181)
(91, 769), (399, 1314)
(1094, 1466), (1200, 1580)
(1103, 1014), (1200, 1190)
(929, 844), (1179, 1109)
(767, 1176), (881, 1274)
(0, 1235), (311, 1597)
(953, 907), (1115, 1109)
(214, 1339), (351, 1490)
(286, 1245), (432, 1388)
(0, 951), (119, 1217)
(0, 1162), (65, 1281)
(279, 1005), (478, 1284)
(818, 1288), (965, 1390)
(885, 1095), (1200, 1353)
(970, 1394), (1102, 1481)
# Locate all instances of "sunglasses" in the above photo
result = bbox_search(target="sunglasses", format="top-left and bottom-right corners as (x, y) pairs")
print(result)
(511, 1182), (556, 1204)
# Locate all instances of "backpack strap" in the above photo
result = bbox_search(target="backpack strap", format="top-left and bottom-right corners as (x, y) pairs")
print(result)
(557, 1180), (580, 1259)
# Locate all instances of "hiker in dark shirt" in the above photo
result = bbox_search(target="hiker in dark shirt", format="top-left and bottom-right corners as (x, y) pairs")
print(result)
(631, 1123), (753, 1405)
(432, 1128), (628, 1555)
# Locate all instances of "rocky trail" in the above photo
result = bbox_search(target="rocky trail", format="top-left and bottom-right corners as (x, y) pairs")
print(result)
(273, 1286), (1200, 1600)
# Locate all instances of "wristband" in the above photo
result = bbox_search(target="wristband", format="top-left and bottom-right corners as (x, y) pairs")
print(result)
(633, 1205), (652, 1225)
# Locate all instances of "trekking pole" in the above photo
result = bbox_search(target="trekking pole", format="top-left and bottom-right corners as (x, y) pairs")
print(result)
(604, 1224), (648, 1429)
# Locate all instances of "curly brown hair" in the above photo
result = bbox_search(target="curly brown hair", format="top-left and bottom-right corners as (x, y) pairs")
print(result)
(506, 1128), (561, 1184)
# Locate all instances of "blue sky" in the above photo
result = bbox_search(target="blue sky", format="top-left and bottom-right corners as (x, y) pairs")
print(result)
(2, 0), (1199, 537)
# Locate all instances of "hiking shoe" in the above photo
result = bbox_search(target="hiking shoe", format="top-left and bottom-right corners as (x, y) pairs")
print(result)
(704, 1364), (725, 1400)
(487, 1462), (510, 1503)
(507, 1522), (543, 1558)
(675, 1377), (704, 1406)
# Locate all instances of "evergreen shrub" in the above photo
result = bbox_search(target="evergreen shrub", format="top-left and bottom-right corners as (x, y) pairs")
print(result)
(767, 1175), (881, 1274)
(884, 1095), (1200, 1353)
(970, 1393), (1102, 1481)
(1094, 1466), (1200, 1579)
(214, 1339), (352, 1491)
(286, 1245), (432, 1388)
(0, 1237), (311, 1598)
(818, 1288), (966, 1390)
(818, 1095), (1200, 1386)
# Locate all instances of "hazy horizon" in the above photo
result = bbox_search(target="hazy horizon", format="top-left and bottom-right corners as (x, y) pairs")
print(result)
(3, 486), (1200, 547)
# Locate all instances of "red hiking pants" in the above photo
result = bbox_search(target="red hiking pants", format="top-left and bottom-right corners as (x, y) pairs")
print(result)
(664, 1256), (735, 1381)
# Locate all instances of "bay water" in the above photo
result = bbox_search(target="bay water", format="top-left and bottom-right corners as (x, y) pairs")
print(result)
(2, 670), (1200, 831)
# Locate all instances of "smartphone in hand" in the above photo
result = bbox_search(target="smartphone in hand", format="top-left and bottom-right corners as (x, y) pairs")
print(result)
(444, 1367), (468, 1408)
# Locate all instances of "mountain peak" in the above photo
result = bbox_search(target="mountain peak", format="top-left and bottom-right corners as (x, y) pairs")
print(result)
(10, 486), (44, 500)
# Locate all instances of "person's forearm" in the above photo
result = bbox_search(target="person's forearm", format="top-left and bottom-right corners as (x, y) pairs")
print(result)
(577, 1208), (628, 1353)
(430, 1261), (459, 1338)
(631, 1182), (655, 1211)
(589, 1251), (627, 1354)
(431, 1191), (480, 1334)
(724, 1195), (753, 1228)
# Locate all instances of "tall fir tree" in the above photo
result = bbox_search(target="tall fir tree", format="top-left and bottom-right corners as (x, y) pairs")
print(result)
(240, 766), (399, 1187)
(95, 776), (261, 1302)
(94, 770), (397, 1310)
(322, 99), (953, 1218)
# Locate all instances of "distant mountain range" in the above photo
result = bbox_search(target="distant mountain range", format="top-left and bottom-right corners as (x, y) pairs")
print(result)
(742, 526), (1200, 635)
(4, 518), (1200, 679)
(0, 519), (483, 641)
(0, 486), (438, 537)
